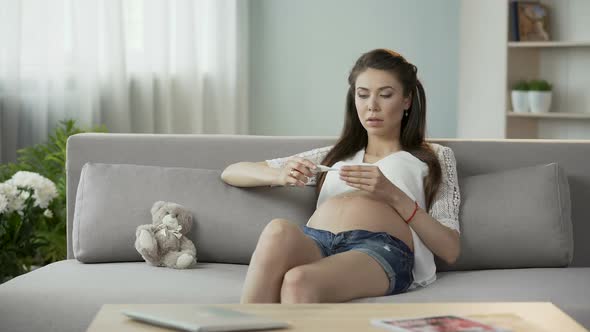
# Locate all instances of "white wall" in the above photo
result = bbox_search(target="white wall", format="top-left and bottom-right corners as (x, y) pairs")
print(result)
(457, 0), (507, 138)
(248, 0), (460, 138)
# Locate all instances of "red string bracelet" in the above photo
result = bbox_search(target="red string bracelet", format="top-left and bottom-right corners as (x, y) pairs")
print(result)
(404, 201), (419, 224)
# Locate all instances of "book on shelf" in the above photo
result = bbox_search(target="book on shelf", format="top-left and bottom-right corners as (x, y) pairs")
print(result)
(510, 1), (520, 41)
(371, 312), (547, 332)
(511, 1), (550, 42)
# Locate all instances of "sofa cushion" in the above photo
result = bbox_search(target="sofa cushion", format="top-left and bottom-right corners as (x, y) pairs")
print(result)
(436, 163), (573, 271)
(73, 163), (317, 264)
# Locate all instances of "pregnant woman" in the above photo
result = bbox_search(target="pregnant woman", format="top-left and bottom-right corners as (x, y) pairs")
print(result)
(221, 48), (461, 304)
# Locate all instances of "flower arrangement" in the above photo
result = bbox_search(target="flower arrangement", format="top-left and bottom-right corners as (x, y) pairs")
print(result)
(0, 119), (107, 283)
(0, 172), (58, 283)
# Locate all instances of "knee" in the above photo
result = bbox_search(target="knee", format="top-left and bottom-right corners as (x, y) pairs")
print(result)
(265, 218), (296, 234)
(280, 267), (320, 303)
(258, 219), (298, 249)
(251, 219), (298, 264)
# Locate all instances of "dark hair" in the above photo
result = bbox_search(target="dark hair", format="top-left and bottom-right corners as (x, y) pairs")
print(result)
(316, 48), (442, 211)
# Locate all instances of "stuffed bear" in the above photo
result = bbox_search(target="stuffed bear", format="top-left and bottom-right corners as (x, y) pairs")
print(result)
(134, 201), (197, 269)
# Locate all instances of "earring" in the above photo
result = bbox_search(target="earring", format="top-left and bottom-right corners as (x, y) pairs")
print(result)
(404, 110), (408, 117)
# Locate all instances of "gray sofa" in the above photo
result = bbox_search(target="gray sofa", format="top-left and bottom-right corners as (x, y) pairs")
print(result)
(1, 133), (589, 332)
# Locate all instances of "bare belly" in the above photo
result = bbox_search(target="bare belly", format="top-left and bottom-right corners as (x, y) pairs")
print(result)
(307, 190), (414, 252)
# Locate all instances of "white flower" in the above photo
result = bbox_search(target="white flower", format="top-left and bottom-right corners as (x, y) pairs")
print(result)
(0, 182), (26, 214)
(0, 193), (7, 214)
(6, 171), (58, 209)
(43, 209), (53, 218)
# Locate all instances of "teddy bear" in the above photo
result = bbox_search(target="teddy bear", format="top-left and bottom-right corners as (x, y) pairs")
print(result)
(134, 201), (197, 269)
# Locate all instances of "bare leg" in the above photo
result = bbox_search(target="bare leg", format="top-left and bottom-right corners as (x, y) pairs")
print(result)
(240, 219), (324, 303)
(280, 250), (390, 304)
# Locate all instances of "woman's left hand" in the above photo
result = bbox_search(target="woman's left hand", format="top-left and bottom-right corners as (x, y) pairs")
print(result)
(339, 165), (399, 206)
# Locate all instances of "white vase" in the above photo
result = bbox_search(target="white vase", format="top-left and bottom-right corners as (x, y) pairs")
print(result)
(511, 90), (529, 113)
(528, 91), (552, 113)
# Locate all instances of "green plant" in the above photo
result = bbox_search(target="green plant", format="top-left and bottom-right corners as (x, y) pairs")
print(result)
(512, 80), (530, 91)
(0, 173), (58, 283)
(528, 79), (552, 91)
(0, 119), (107, 283)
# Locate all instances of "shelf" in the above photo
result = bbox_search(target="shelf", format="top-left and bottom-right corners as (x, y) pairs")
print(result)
(507, 112), (590, 120)
(458, 1), (590, 139)
(508, 41), (590, 48)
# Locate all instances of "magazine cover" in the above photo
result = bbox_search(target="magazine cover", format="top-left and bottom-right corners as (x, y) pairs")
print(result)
(370, 315), (512, 332)
(467, 313), (548, 332)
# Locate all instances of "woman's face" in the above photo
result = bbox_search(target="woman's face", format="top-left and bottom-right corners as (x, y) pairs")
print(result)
(354, 68), (411, 137)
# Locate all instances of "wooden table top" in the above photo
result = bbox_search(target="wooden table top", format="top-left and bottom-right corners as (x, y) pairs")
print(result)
(87, 302), (588, 332)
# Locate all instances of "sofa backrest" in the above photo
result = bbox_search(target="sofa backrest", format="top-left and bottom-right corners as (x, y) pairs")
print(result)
(66, 134), (590, 268)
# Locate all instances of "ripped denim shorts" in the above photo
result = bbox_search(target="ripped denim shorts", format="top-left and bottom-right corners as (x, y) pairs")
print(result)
(302, 225), (414, 296)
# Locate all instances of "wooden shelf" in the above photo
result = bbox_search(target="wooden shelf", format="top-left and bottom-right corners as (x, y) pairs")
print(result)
(508, 41), (590, 48)
(458, 1), (590, 139)
(507, 111), (590, 119)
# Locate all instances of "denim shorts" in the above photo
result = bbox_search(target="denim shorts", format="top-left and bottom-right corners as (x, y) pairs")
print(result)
(301, 225), (414, 296)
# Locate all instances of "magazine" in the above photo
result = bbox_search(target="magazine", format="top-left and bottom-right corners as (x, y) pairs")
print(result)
(371, 314), (511, 332)
(371, 313), (548, 332)
(467, 313), (548, 332)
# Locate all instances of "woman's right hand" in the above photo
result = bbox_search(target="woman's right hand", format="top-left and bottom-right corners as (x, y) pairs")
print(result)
(278, 156), (318, 187)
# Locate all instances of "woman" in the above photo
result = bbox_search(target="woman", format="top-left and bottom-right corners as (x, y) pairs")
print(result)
(221, 48), (461, 304)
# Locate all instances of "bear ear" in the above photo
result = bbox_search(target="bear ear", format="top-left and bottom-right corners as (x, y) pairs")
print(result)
(151, 201), (166, 216)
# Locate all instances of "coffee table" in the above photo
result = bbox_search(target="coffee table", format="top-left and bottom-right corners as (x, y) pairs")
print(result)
(87, 302), (588, 331)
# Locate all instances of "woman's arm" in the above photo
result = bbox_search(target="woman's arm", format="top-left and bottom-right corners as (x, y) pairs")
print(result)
(390, 194), (460, 265)
(221, 161), (282, 187)
(340, 160), (461, 264)
(389, 145), (461, 264)
(221, 145), (333, 188)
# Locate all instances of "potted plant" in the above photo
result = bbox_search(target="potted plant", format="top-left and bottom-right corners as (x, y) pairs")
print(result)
(511, 80), (530, 113)
(528, 79), (552, 113)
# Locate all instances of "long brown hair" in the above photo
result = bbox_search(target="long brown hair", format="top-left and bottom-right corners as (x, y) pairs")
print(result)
(316, 48), (442, 211)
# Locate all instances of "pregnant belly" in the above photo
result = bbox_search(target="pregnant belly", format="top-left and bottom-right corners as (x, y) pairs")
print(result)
(307, 190), (414, 252)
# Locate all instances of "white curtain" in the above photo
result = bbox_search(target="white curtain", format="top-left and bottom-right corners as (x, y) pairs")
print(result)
(0, 0), (249, 163)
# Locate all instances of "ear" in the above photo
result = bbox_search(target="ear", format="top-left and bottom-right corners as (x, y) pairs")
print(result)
(151, 201), (166, 216)
(404, 92), (412, 110)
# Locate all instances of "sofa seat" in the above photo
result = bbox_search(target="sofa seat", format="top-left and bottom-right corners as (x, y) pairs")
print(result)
(354, 267), (590, 329)
(1, 260), (589, 332)
(0, 260), (247, 332)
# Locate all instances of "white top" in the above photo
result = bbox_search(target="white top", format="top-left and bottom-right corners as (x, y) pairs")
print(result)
(266, 143), (461, 290)
(316, 149), (428, 209)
